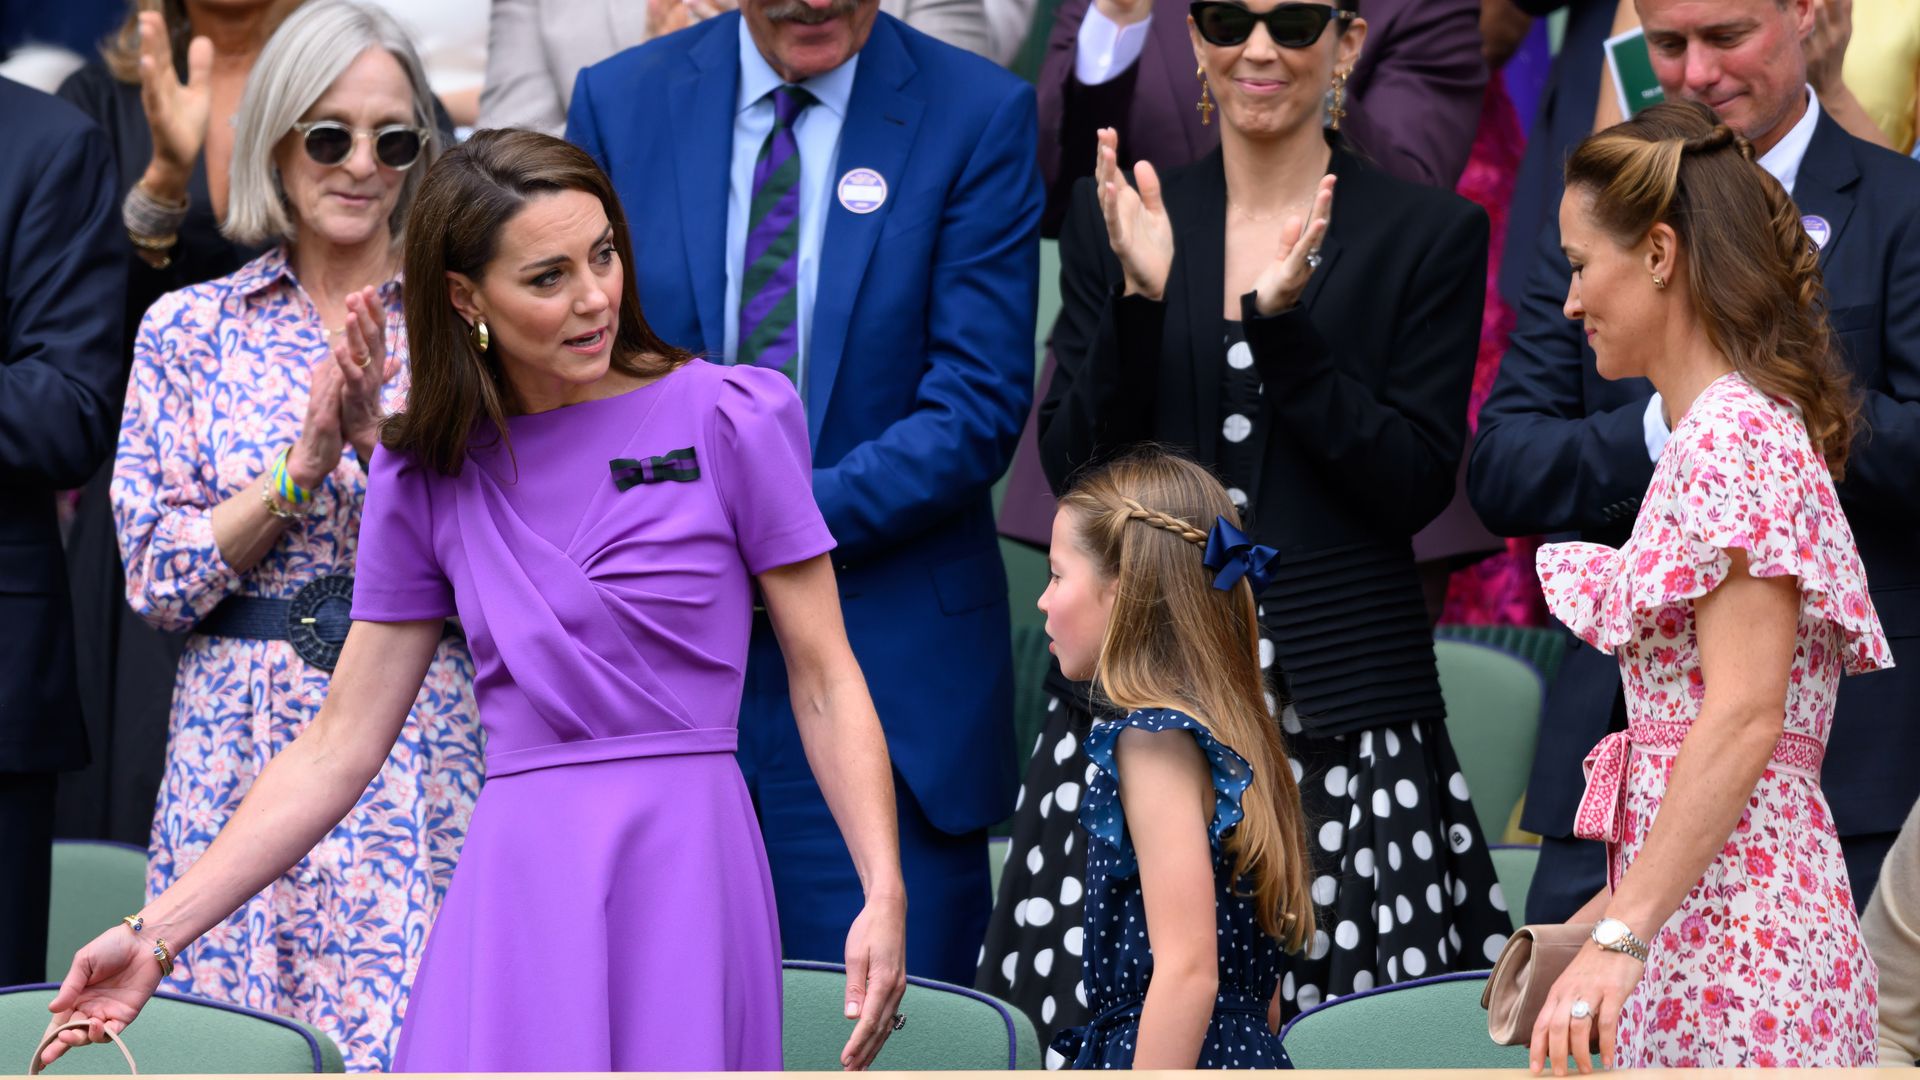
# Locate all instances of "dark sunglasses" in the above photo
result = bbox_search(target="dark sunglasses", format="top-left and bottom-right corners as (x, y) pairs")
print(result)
(1188, 1), (1356, 47)
(292, 120), (432, 170)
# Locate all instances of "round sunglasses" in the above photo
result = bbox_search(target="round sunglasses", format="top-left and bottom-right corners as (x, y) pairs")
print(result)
(291, 120), (432, 170)
(1188, 1), (1357, 48)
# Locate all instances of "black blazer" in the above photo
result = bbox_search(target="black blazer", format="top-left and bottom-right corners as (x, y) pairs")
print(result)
(1469, 109), (1920, 841)
(1039, 144), (1489, 736)
(0, 78), (125, 771)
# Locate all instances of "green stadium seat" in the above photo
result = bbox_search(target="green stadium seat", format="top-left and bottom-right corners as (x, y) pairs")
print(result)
(783, 960), (1041, 1069)
(46, 841), (148, 984)
(1434, 639), (1544, 844)
(1489, 844), (1541, 933)
(1279, 972), (1528, 1069)
(0, 984), (343, 1073)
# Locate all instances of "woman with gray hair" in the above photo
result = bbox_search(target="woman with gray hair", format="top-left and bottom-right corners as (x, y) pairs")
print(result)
(102, 1), (483, 1070)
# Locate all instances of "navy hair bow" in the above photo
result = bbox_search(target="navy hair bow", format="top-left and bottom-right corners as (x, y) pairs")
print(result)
(1202, 517), (1278, 594)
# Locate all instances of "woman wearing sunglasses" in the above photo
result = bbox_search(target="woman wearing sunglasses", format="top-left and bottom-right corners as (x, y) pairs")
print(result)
(1037, 0), (1513, 1040)
(96, 2), (483, 1070)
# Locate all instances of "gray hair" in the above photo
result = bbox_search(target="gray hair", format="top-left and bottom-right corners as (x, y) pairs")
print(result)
(223, 0), (439, 247)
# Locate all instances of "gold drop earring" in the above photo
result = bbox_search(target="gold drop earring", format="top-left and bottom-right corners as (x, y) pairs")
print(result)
(1327, 68), (1349, 131)
(1196, 64), (1215, 126)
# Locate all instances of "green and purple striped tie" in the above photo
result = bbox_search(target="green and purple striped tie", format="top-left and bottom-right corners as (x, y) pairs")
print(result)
(738, 84), (816, 381)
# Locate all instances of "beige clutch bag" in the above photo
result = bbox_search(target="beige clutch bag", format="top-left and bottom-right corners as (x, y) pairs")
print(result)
(1481, 923), (1599, 1047)
(29, 1019), (139, 1075)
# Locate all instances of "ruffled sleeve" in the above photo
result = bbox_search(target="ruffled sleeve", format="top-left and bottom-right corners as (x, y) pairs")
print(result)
(1537, 380), (1891, 675)
(1079, 707), (1257, 878)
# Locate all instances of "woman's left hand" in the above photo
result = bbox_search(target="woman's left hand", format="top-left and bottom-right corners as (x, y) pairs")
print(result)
(838, 892), (908, 1071)
(1528, 940), (1645, 1075)
(332, 287), (397, 464)
(1250, 174), (1336, 317)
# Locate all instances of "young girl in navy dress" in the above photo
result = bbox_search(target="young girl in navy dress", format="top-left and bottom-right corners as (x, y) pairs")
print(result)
(1040, 449), (1315, 1070)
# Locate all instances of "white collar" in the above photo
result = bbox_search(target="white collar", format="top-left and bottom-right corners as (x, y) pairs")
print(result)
(1756, 84), (1821, 196)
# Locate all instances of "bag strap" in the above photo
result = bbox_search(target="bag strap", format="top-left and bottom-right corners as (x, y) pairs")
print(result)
(29, 1019), (138, 1075)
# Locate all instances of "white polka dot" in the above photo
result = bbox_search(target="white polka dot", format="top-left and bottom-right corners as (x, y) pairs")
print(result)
(1490, 882), (1507, 912)
(1383, 730), (1401, 757)
(1352, 970), (1375, 992)
(1064, 830), (1075, 856)
(1448, 771), (1471, 802)
(1223, 413), (1252, 442)
(1311, 874), (1337, 907)
(1064, 926), (1084, 956)
(1013, 899), (1027, 927)
(1054, 731), (1079, 764)
(1282, 972), (1296, 1000)
(1281, 703), (1303, 733)
(1013, 786), (1024, 811)
(1321, 765), (1349, 800)
(1227, 341), (1255, 369)
(1027, 898), (1056, 927)
(1055, 781), (1082, 813)
(1042, 996), (1056, 1024)
(1045, 1049), (1067, 1070)
(1259, 637), (1274, 668)
(1387, 956), (1399, 982)
(1426, 884), (1443, 913)
(1402, 948), (1428, 978)
(1027, 846), (1045, 874)
(1035, 948), (1055, 977)
(1388, 841), (1403, 871)
(977, 944), (985, 966)
(1297, 983), (1323, 1011)
(1334, 920), (1360, 950)
(1075, 981), (1088, 1008)
(1377, 904), (1394, 934)
(1354, 847), (1375, 878)
(1228, 486), (1249, 508)
(1359, 731), (1374, 759)
(1039, 792), (1053, 819)
(1085, 762), (1099, 785)
(1453, 879), (1470, 906)
(1395, 779), (1420, 809)
(1412, 831), (1434, 860)
(1449, 823), (1474, 854)
(1001, 952), (1019, 984)
(1348, 803), (1362, 828)
(1484, 934), (1509, 962)
(1061, 876), (1084, 906)
(1395, 895), (1413, 923)
(1318, 820), (1345, 852)
(1309, 930), (1330, 960)
(1372, 789), (1392, 817)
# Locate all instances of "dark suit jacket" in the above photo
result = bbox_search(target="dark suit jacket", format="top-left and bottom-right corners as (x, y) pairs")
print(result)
(567, 14), (1040, 834)
(1034, 0), (1488, 236)
(1469, 108), (1920, 841)
(1039, 144), (1487, 735)
(0, 77), (125, 772)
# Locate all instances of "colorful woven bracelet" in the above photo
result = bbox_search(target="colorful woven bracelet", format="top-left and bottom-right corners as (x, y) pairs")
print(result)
(273, 449), (313, 507)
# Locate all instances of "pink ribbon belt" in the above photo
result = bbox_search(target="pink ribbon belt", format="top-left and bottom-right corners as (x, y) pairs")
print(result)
(1573, 722), (1826, 849)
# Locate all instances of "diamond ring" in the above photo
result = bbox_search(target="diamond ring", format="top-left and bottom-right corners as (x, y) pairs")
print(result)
(891, 1013), (907, 1032)
(1306, 251), (1323, 269)
(1570, 999), (1593, 1021)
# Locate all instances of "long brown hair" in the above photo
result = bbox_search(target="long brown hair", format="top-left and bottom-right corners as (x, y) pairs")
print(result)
(1565, 99), (1858, 479)
(384, 129), (692, 475)
(102, 0), (303, 84)
(1060, 449), (1314, 951)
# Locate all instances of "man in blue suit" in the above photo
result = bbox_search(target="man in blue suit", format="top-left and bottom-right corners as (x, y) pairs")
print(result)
(568, 0), (1040, 982)
(1470, 0), (1920, 925)
(0, 76), (125, 984)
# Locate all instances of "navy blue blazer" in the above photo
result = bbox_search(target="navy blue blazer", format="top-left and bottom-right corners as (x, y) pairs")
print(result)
(0, 78), (125, 771)
(1468, 108), (1920, 841)
(567, 14), (1042, 833)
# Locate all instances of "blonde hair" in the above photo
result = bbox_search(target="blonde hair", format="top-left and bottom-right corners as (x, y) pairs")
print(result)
(1060, 449), (1314, 951)
(223, 0), (438, 246)
(1566, 99), (1858, 479)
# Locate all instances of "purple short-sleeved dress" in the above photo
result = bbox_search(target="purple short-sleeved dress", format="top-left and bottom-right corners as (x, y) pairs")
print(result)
(352, 360), (835, 1071)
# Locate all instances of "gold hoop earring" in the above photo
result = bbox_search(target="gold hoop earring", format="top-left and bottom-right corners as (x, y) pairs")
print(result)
(470, 317), (490, 352)
(1652, 275), (1666, 290)
(1328, 69), (1349, 131)
(1195, 64), (1214, 126)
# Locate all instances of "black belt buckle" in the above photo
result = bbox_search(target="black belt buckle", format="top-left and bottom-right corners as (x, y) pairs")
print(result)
(288, 574), (355, 671)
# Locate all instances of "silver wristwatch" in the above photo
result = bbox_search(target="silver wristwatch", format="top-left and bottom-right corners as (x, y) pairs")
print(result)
(1592, 917), (1650, 962)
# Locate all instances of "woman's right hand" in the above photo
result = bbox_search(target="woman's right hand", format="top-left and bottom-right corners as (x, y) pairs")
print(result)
(1094, 128), (1174, 302)
(136, 9), (214, 199)
(39, 929), (164, 1067)
(287, 355), (346, 493)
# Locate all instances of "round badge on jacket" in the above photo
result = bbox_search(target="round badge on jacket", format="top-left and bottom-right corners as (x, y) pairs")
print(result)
(837, 168), (887, 214)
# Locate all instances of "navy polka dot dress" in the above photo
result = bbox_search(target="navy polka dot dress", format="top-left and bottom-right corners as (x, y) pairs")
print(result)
(1048, 708), (1294, 1070)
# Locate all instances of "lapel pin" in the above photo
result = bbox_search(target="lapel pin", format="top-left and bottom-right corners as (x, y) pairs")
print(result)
(1802, 215), (1831, 250)
(837, 167), (887, 214)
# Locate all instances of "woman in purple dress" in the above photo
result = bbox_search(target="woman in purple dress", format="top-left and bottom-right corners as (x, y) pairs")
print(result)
(42, 129), (910, 1073)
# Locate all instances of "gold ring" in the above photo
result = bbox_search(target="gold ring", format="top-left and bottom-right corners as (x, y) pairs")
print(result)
(354, 352), (373, 369)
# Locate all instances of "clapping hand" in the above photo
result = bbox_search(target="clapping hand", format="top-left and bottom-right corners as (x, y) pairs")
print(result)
(1803, 0), (1854, 100)
(135, 5), (213, 194)
(331, 287), (397, 464)
(1094, 128), (1174, 302)
(1250, 174), (1335, 316)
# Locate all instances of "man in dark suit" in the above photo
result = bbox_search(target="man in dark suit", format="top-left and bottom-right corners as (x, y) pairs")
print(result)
(1469, 0), (1920, 924)
(0, 76), (126, 984)
(567, 0), (1039, 983)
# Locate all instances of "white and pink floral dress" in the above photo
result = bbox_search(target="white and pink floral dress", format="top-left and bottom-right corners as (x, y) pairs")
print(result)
(1535, 372), (1891, 1068)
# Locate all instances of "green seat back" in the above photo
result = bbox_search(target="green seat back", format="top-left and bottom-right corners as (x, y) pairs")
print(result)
(0, 986), (343, 1073)
(1435, 623), (1573, 686)
(1279, 973), (1527, 1069)
(1489, 844), (1541, 932)
(988, 835), (1012, 900)
(1433, 639), (1544, 844)
(46, 841), (149, 983)
(783, 962), (1041, 1070)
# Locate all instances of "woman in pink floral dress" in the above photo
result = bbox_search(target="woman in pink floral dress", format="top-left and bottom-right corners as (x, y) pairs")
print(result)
(1525, 101), (1889, 1074)
(110, 4), (481, 1070)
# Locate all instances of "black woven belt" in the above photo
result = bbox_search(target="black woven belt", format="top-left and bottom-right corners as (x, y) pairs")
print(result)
(194, 575), (456, 672)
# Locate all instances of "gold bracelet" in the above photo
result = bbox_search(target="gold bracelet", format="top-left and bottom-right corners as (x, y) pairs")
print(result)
(121, 914), (144, 933)
(151, 937), (175, 979)
(126, 229), (179, 252)
(260, 475), (301, 520)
